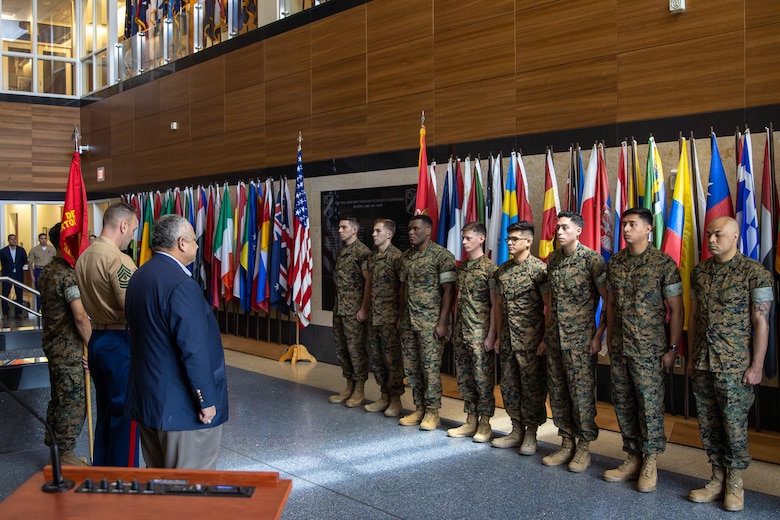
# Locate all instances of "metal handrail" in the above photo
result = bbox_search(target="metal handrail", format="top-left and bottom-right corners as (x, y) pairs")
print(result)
(0, 276), (42, 318)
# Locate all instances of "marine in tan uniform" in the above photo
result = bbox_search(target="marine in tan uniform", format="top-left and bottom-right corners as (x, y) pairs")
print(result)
(687, 216), (774, 512)
(328, 216), (372, 408)
(364, 219), (405, 416)
(75, 202), (140, 467)
(29, 232), (56, 310)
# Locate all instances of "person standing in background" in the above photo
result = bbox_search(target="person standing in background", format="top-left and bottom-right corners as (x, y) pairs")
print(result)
(29, 232), (56, 310)
(1, 234), (28, 319)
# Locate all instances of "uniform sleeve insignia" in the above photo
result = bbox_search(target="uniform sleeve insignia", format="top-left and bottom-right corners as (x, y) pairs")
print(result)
(117, 264), (133, 289)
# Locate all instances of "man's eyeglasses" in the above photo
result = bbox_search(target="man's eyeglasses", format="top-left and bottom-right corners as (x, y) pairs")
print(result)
(505, 237), (528, 243)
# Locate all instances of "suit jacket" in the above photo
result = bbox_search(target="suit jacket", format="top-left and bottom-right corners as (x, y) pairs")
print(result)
(125, 253), (228, 431)
(0, 245), (27, 280)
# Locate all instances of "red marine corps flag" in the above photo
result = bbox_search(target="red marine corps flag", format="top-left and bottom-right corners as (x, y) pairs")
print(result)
(61, 149), (89, 267)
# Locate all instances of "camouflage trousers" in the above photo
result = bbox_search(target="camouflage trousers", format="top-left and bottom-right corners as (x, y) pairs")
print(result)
(499, 340), (547, 427)
(692, 369), (755, 469)
(44, 358), (86, 451)
(400, 326), (445, 410)
(610, 352), (666, 455)
(547, 344), (599, 442)
(367, 323), (405, 397)
(333, 314), (368, 381)
(453, 322), (495, 417)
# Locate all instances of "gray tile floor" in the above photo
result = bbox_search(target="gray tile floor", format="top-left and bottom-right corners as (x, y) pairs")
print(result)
(2, 352), (779, 519)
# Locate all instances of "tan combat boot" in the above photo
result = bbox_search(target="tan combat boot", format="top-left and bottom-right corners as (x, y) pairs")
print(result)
(364, 393), (390, 412)
(472, 416), (492, 443)
(542, 437), (576, 467)
(399, 406), (425, 426)
(447, 414), (478, 438)
(60, 450), (90, 466)
(518, 425), (538, 455)
(636, 454), (657, 492)
(603, 453), (642, 482)
(419, 409), (440, 431)
(492, 419), (523, 449)
(723, 468), (744, 512)
(345, 380), (366, 408)
(328, 380), (355, 404)
(567, 441), (591, 473)
(384, 396), (402, 417)
(689, 465), (726, 503)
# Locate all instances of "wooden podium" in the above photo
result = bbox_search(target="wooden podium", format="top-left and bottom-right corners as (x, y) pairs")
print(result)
(0, 466), (292, 520)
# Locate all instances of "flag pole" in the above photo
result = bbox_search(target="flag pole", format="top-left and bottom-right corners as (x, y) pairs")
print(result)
(279, 132), (316, 365)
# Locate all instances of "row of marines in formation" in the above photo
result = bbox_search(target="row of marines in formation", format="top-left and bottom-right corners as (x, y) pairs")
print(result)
(330, 208), (773, 513)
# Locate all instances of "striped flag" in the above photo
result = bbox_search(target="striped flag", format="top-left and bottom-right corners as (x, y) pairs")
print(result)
(486, 153), (503, 260)
(138, 193), (154, 266)
(736, 130), (760, 260)
(614, 141), (629, 252)
(516, 152), (533, 224)
(564, 145), (579, 212)
(213, 183), (234, 300)
(580, 144), (600, 252)
(644, 137), (667, 249)
(446, 158), (463, 261)
(253, 179), (272, 312)
(437, 160), (453, 247)
(270, 177), (292, 312)
(232, 182), (248, 303)
(194, 186), (208, 290)
(498, 152), (520, 265)
(690, 136), (707, 261)
(539, 148), (561, 262)
(474, 159), (486, 225)
(759, 128), (777, 378)
(291, 142), (312, 328)
(662, 137), (697, 328)
(414, 123), (438, 237)
(463, 157), (475, 225)
(241, 182), (257, 312)
(629, 138), (641, 209)
(702, 133), (735, 260)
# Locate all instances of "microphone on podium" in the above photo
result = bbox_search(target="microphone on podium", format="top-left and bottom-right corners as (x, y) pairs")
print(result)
(0, 380), (75, 493)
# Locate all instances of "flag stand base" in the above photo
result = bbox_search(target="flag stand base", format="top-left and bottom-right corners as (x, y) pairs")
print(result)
(279, 344), (317, 364)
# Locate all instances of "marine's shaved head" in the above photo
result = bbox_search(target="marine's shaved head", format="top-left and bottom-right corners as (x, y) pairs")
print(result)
(706, 216), (739, 261)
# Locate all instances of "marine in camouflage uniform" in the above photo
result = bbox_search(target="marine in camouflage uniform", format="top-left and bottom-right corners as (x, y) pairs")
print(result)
(494, 248), (549, 435)
(366, 219), (405, 410)
(38, 223), (92, 465)
(453, 254), (497, 417)
(603, 208), (684, 491)
(332, 218), (371, 392)
(399, 215), (456, 429)
(542, 212), (606, 471)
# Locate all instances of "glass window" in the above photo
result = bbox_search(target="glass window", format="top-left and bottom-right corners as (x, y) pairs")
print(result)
(38, 57), (72, 94)
(83, 0), (94, 54)
(2, 54), (33, 91)
(37, 0), (73, 58)
(1, 1), (33, 53)
(96, 0), (107, 49)
(81, 57), (93, 92)
(95, 48), (106, 90)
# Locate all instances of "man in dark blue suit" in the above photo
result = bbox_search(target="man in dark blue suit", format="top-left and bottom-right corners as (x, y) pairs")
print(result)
(1, 234), (28, 319)
(125, 214), (228, 469)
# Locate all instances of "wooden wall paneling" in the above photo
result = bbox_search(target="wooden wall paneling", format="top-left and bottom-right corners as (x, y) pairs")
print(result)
(746, 23), (780, 108)
(435, 74), (516, 144)
(30, 105), (78, 192)
(109, 90), (135, 126)
(0, 103), (33, 188)
(264, 70), (311, 124)
(516, 0), (559, 11)
(517, 56), (617, 134)
(134, 113), (161, 152)
(82, 157), (111, 193)
(434, 14), (515, 89)
(263, 116), (312, 167)
(310, 104), (367, 159)
(367, 36), (434, 104)
(187, 132), (234, 178)
(367, 91), (435, 153)
(225, 42), (264, 93)
(132, 80), (161, 119)
(617, 32), (745, 123)
(158, 68), (191, 111)
(190, 95), (226, 140)
(225, 83), (265, 133)
(433, 0), (514, 35)
(746, 0), (780, 28)
(189, 56), (226, 103)
(311, 55), (366, 114)
(80, 99), (111, 134)
(366, 0), (432, 54)
(617, 0), (743, 53)
(310, 5), (366, 69)
(158, 105), (192, 147)
(264, 25), (310, 82)
(109, 117), (133, 156)
(516, 0), (616, 72)
(220, 126), (266, 174)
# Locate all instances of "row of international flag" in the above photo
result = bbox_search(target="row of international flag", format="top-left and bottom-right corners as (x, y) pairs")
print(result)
(414, 124), (779, 378)
(121, 142), (312, 328)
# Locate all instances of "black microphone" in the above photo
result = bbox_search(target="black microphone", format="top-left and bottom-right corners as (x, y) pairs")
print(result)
(0, 380), (75, 493)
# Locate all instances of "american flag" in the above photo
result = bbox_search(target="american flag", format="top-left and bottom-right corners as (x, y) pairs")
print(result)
(290, 143), (312, 328)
